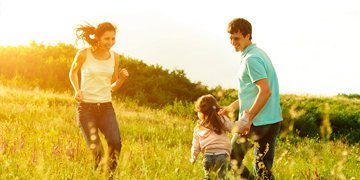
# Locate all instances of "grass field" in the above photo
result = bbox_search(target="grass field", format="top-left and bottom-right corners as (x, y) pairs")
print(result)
(0, 85), (359, 179)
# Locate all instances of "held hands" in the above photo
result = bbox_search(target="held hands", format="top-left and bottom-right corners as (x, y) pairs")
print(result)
(118, 68), (129, 80)
(240, 109), (251, 136)
(74, 90), (83, 102)
(232, 109), (250, 134)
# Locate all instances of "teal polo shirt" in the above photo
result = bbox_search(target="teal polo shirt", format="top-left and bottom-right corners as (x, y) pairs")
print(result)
(238, 44), (283, 126)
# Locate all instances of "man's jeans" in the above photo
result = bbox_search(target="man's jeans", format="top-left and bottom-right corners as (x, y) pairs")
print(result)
(231, 122), (281, 180)
(76, 102), (122, 171)
(203, 153), (230, 180)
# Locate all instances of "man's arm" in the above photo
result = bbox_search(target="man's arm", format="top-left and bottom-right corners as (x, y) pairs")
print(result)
(241, 78), (272, 135)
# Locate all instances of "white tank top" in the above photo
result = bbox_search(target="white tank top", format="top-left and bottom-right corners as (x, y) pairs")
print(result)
(80, 48), (115, 103)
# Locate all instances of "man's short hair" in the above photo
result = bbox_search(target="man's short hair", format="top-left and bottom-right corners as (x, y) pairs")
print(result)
(227, 18), (252, 40)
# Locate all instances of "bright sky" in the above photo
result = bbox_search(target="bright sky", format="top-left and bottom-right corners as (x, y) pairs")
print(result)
(1, 0), (359, 96)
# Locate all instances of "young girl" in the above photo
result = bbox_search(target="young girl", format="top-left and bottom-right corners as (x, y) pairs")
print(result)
(69, 22), (129, 172)
(190, 94), (249, 180)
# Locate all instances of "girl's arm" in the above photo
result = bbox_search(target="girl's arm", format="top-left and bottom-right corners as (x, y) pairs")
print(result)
(190, 129), (200, 165)
(69, 49), (86, 102)
(221, 112), (249, 134)
(110, 52), (129, 92)
(218, 99), (239, 116)
(221, 116), (233, 133)
(232, 110), (250, 134)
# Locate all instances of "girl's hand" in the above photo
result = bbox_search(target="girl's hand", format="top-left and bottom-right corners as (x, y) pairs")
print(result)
(232, 109), (250, 134)
(74, 91), (83, 102)
(218, 108), (228, 116)
(240, 110), (251, 135)
(118, 68), (129, 80)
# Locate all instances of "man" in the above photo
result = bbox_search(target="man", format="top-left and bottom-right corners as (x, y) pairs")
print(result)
(219, 18), (283, 179)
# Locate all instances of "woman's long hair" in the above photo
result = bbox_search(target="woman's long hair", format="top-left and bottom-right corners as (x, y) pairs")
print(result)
(195, 94), (226, 135)
(74, 21), (117, 50)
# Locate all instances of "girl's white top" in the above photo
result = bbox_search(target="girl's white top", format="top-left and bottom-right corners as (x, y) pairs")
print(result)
(80, 48), (115, 103)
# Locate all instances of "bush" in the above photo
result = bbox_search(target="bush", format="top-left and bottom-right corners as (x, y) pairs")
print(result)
(337, 93), (360, 99)
(115, 56), (210, 107)
(280, 94), (360, 144)
(293, 119), (320, 138)
(347, 129), (360, 144)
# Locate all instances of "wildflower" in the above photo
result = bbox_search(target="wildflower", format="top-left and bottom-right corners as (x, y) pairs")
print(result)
(76, 138), (80, 157)
(248, 138), (260, 148)
(0, 141), (6, 155)
(66, 142), (74, 160)
(263, 143), (269, 155)
(53, 145), (59, 157)
(13, 139), (16, 154)
(139, 134), (145, 160)
(0, 135), (5, 155)
(258, 162), (265, 169)
(32, 141), (36, 163)
(20, 132), (24, 150)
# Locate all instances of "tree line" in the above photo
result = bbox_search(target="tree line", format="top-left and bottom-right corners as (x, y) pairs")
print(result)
(0, 41), (221, 107)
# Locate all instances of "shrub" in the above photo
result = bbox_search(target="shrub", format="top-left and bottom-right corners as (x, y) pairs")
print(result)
(293, 119), (320, 138)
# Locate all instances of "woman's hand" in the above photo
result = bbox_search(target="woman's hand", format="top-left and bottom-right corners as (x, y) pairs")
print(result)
(74, 91), (83, 102)
(110, 68), (129, 92)
(118, 68), (129, 80)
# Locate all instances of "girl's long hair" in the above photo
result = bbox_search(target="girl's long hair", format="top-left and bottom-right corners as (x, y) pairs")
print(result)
(195, 94), (226, 135)
(74, 21), (117, 50)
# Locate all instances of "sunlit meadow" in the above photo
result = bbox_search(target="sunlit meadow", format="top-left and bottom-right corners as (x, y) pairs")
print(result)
(0, 85), (359, 179)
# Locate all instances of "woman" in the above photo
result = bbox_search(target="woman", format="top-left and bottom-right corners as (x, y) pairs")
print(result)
(69, 22), (129, 172)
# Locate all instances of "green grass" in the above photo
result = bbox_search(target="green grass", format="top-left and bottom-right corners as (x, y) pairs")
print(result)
(0, 85), (360, 179)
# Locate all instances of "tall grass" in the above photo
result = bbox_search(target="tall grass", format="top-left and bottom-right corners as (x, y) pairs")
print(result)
(0, 85), (359, 179)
